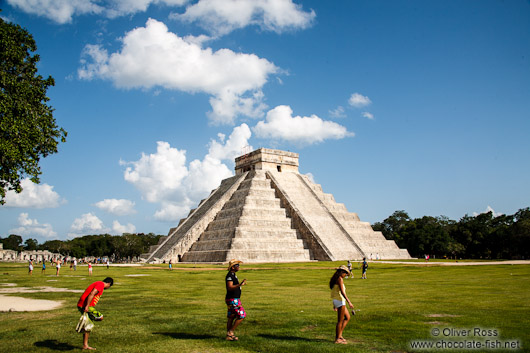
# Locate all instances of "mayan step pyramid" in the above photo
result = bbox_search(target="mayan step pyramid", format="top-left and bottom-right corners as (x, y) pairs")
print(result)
(141, 148), (411, 263)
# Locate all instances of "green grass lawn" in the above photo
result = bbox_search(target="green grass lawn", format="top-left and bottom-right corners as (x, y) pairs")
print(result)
(0, 262), (528, 352)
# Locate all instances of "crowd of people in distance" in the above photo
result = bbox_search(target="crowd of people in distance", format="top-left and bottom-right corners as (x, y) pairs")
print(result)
(27, 257), (112, 278)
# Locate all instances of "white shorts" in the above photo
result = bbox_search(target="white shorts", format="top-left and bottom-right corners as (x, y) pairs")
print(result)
(333, 299), (345, 309)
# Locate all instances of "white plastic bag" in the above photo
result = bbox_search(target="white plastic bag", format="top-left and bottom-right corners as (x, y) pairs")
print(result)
(76, 312), (94, 333)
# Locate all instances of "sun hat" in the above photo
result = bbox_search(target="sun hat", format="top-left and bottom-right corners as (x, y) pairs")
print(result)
(338, 265), (351, 276)
(228, 259), (243, 270)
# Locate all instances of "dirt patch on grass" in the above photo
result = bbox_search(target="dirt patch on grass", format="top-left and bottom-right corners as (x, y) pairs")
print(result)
(426, 314), (462, 318)
(0, 294), (64, 312)
(425, 321), (448, 325)
(0, 283), (81, 312)
(0, 284), (82, 294)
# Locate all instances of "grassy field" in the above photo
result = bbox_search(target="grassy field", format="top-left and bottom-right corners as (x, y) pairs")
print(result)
(0, 261), (528, 352)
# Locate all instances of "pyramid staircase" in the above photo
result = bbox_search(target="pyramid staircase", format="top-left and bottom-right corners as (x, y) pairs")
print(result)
(141, 173), (247, 263)
(181, 171), (310, 262)
(294, 173), (410, 259)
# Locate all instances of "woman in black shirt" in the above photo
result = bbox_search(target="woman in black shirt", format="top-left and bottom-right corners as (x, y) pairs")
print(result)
(225, 259), (247, 341)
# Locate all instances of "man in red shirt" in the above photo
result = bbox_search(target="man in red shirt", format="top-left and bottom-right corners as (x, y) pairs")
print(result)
(77, 277), (113, 350)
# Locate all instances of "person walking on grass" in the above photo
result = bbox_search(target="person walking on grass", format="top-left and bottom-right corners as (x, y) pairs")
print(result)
(225, 259), (247, 341)
(88, 262), (93, 276)
(76, 277), (114, 350)
(330, 265), (354, 344)
(56, 259), (61, 277)
(361, 257), (368, 279)
(28, 260), (33, 275)
(42, 261), (46, 274)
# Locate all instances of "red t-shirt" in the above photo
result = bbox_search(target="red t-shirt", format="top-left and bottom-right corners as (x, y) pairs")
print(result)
(77, 281), (105, 308)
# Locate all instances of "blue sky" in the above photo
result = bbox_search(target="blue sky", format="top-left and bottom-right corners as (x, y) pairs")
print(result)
(1, 0), (529, 244)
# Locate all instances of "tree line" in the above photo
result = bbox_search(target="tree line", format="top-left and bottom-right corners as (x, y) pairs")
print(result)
(0, 233), (162, 260)
(373, 207), (530, 259)
(2, 207), (529, 260)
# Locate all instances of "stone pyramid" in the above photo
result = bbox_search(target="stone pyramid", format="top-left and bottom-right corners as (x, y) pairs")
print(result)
(141, 148), (411, 263)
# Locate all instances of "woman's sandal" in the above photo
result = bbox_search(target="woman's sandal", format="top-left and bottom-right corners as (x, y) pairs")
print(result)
(226, 334), (239, 341)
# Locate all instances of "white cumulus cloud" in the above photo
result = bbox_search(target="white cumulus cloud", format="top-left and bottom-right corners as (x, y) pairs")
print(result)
(121, 141), (189, 204)
(6, 0), (103, 24)
(207, 124), (252, 161)
(362, 112), (374, 120)
(112, 220), (136, 234)
(78, 18), (278, 124)
(69, 213), (107, 237)
(348, 93), (372, 108)
(173, 0), (315, 36)
(94, 199), (136, 216)
(4, 178), (64, 208)
(6, 0), (188, 24)
(253, 105), (354, 144)
(473, 206), (503, 218)
(122, 124), (251, 222)
(329, 106), (346, 118)
(9, 213), (57, 238)
(153, 202), (192, 222)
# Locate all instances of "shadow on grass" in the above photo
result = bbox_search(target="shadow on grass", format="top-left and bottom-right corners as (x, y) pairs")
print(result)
(257, 334), (327, 343)
(153, 332), (218, 340)
(34, 340), (76, 351)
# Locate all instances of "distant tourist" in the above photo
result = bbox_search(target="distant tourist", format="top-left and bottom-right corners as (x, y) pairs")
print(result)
(169, 259), (172, 270)
(106, 259), (110, 269)
(28, 260), (33, 276)
(329, 265), (355, 344)
(42, 262), (46, 274)
(88, 262), (93, 276)
(76, 277), (114, 350)
(56, 260), (61, 277)
(74, 259), (77, 271)
(361, 258), (368, 279)
(225, 259), (247, 341)
(347, 260), (352, 279)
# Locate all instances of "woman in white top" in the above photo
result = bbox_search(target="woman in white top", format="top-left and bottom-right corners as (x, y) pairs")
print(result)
(56, 260), (61, 277)
(329, 265), (354, 344)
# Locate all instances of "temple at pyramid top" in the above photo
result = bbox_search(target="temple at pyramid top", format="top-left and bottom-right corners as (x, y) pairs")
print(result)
(141, 148), (411, 263)
(235, 148), (299, 174)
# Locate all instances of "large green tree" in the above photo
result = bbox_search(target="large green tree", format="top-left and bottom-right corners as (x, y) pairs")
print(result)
(0, 17), (67, 204)
(23, 237), (38, 250)
(0, 234), (23, 250)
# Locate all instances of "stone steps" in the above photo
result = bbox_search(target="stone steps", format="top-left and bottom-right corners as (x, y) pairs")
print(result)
(199, 228), (299, 241)
(143, 173), (247, 262)
(181, 170), (311, 263)
(189, 238), (305, 251)
(216, 207), (288, 219)
(271, 170), (411, 260)
(269, 171), (364, 260)
(182, 249), (310, 263)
